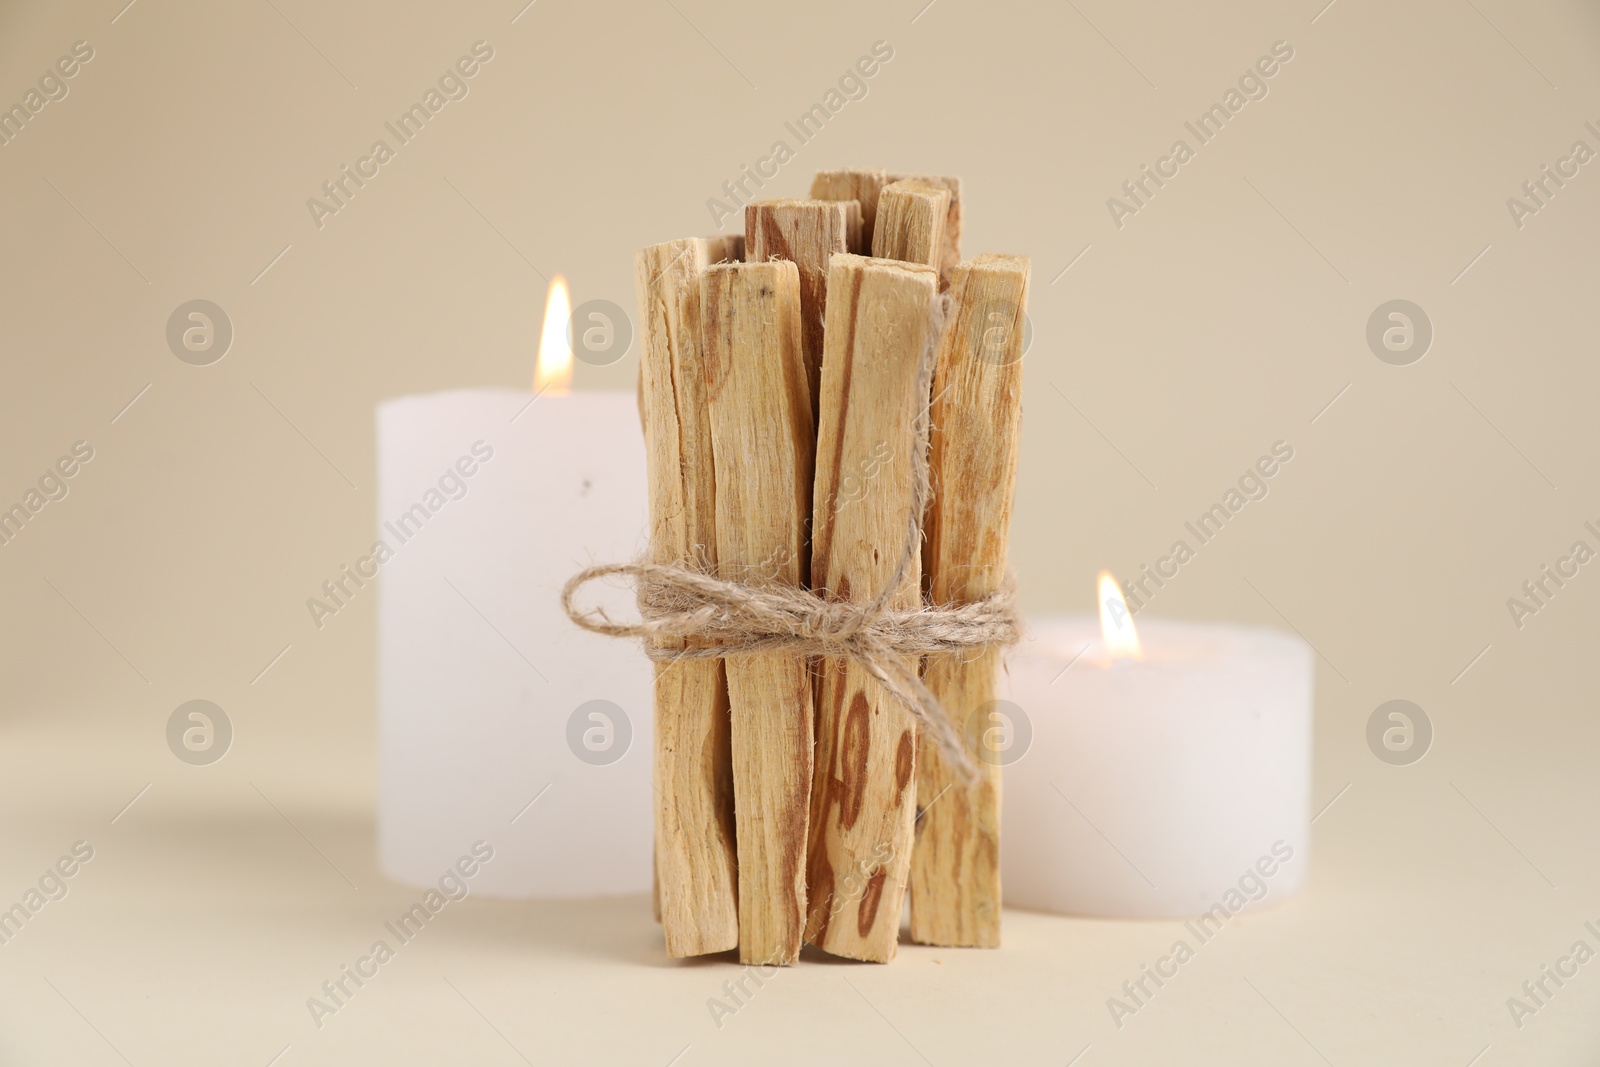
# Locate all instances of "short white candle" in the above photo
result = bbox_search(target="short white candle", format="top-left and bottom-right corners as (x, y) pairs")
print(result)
(376, 278), (652, 898)
(1001, 578), (1313, 918)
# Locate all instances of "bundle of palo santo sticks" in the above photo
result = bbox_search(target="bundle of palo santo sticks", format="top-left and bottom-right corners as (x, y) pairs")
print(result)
(634, 168), (1029, 965)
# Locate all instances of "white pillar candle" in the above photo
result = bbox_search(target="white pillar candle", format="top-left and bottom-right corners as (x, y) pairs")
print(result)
(376, 281), (652, 899)
(1000, 587), (1312, 918)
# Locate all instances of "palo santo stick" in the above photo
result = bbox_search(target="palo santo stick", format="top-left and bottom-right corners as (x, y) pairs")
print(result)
(635, 238), (739, 957)
(646, 236), (741, 928)
(703, 260), (816, 966)
(806, 253), (941, 963)
(745, 200), (862, 414)
(872, 179), (950, 270)
(810, 168), (887, 249)
(636, 235), (742, 429)
(706, 233), (745, 264)
(887, 172), (962, 284)
(910, 254), (1031, 948)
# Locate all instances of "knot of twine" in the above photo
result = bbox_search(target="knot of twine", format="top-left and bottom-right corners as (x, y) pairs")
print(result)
(561, 293), (1021, 783)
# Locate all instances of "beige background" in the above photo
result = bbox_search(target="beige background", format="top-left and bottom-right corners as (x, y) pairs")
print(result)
(3, 0), (1599, 1062)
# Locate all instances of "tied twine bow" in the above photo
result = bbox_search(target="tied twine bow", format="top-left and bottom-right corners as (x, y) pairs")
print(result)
(561, 293), (1022, 783)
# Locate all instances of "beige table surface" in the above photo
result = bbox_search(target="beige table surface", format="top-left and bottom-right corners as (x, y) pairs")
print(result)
(4, 678), (1598, 1067)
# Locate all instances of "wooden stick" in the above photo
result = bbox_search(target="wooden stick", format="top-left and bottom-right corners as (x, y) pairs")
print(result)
(872, 179), (950, 270)
(806, 253), (941, 962)
(634, 238), (739, 957)
(641, 234), (740, 932)
(636, 235), (743, 429)
(910, 254), (1030, 948)
(810, 168), (887, 249)
(887, 172), (961, 285)
(706, 233), (745, 265)
(702, 260), (816, 966)
(744, 200), (862, 415)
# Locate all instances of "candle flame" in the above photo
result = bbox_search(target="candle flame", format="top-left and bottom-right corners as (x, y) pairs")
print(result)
(535, 275), (573, 394)
(1098, 570), (1142, 659)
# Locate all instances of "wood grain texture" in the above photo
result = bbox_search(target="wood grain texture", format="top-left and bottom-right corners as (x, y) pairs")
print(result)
(909, 254), (1030, 948)
(887, 172), (961, 286)
(809, 168), (887, 249)
(637, 235), (743, 428)
(805, 253), (941, 962)
(642, 232), (743, 930)
(702, 261), (816, 966)
(706, 233), (745, 265)
(872, 179), (950, 270)
(744, 199), (862, 416)
(635, 238), (739, 957)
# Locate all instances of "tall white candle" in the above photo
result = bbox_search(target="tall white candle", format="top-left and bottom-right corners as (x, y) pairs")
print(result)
(376, 280), (652, 898)
(1000, 580), (1312, 918)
